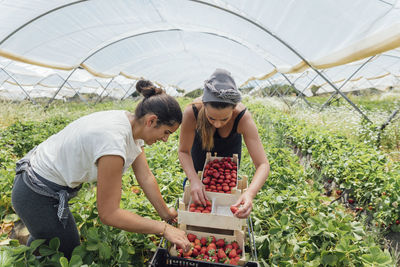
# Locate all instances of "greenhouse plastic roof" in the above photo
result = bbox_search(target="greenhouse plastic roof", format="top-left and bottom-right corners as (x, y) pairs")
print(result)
(0, 0), (399, 99)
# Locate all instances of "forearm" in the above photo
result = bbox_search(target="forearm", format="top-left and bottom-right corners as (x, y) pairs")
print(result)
(246, 162), (269, 198)
(178, 151), (200, 182)
(100, 208), (165, 234)
(137, 174), (170, 219)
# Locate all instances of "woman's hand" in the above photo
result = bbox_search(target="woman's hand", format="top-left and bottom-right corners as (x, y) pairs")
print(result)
(190, 178), (207, 206)
(163, 224), (191, 253)
(231, 191), (253, 218)
(161, 207), (178, 224)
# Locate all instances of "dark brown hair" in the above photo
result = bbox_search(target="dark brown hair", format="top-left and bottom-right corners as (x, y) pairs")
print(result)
(135, 79), (182, 126)
(197, 101), (235, 150)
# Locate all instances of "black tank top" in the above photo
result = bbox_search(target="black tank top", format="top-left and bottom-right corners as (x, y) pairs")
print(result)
(191, 104), (246, 172)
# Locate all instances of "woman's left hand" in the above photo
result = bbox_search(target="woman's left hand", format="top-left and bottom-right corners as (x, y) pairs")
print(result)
(231, 191), (253, 218)
(161, 207), (178, 224)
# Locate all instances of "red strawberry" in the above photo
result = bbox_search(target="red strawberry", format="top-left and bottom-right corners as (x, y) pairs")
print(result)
(200, 237), (207, 246)
(216, 238), (225, 248)
(228, 248), (237, 258)
(187, 233), (196, 242)
(207, 242), (216, 250)
(183, 249), (192, 257)
(230, 205), (238, 214)
(207, 236), (216, 245)
(217, 248), (227, 260)
(192, 248), (199, 257)
(231, 241), (239, 250)
(177, 248), (183, 257)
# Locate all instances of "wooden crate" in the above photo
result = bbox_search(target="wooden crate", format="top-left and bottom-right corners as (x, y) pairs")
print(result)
(172, 226), (247, 266)
(178, 184), (247, 231)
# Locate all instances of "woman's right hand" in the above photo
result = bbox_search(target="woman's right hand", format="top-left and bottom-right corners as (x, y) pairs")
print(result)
(163, 224), (191, 252)
(190, 177), (207, 206)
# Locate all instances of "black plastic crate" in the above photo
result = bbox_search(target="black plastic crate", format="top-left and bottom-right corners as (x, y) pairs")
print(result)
(148, 248), (259, 267)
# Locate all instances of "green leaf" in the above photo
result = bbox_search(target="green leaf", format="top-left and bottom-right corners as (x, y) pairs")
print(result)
(71, 245), (87, 259)
(321, 252), (338, 266)
(98, 243), (111, 260)
(269, 227), (281, 235)
(39, 245), (56, 256)
(59, 257), (69, 267)
(29, 239), (46, 251)
(10, 245), (30, 255)
(9, 240), (20, 247)
(49, 237), (60, 251)
(85, 242), (99, 251)
(69, 255), (83, 267)
(87, 227), (99, 242)
(126, 246), (135, 255)
(280, 214), (289, 226)
(0, 250), (14, 267)
(3, 214), (19, 223)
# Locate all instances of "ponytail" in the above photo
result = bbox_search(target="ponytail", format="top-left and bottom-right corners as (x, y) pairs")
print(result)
(135, 79), (182, 126)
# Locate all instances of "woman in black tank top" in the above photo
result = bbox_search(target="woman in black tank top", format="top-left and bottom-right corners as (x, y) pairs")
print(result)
(178, 69), (270, 219)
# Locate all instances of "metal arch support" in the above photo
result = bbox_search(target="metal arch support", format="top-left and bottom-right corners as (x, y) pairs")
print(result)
(191, 0), (371, 122)
(99, 80), (124, 102)
(320, 56), (376, 112)
(280, 73), (312, 108)
(94, 77), (114, 105)
(77, 28), (276, 72)
(266, 79), (280, 97)
(48, 28), (277, 102)
(0, 1), (89, 46)
(291, 72), (321, 106)
(265, 79), (291, 107)
(39, 28), (276, 104)
(45, 68), (78, 109)
(377, 105), (400, 145)
(121, 82), (137, 101)
(38, 73), (89, 106)
(0, 68), (36, 104)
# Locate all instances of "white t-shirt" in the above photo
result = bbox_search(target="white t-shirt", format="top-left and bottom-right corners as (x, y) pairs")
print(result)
(30, 110), (144, 188)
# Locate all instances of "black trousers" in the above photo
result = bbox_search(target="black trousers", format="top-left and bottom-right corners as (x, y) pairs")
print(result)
(11, 174), (80, 259)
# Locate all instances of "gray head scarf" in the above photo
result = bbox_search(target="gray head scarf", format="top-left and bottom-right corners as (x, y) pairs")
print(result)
(202, 69), (242, 105)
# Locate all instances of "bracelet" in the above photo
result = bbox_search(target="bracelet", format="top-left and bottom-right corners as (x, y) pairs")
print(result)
(159, 222), (168, 237)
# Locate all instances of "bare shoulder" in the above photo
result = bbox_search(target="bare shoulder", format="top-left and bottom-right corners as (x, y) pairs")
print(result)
(183, 102), (198, 119)
(182, 103), (201, 128)
(236, 104), (256, 133)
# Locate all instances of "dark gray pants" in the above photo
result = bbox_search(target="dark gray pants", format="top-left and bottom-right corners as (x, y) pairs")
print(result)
(11, 175), (80, 259)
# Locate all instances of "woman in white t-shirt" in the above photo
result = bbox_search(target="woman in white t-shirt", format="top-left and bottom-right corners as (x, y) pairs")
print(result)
(11, 80), (191, 259)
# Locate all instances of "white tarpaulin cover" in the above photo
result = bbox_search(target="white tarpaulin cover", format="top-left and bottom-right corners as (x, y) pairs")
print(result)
(0, 0), (399, 100)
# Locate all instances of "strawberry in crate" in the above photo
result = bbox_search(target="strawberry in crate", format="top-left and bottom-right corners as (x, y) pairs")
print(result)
(176, 233), (242, 265)
(189, 200), (212, 213)
(202, 157), (237, 194)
